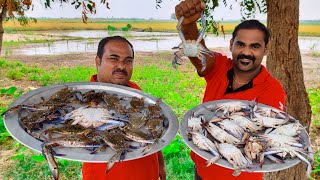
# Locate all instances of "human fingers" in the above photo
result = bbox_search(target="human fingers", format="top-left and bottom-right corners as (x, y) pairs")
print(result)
(192, 0), (205, 13)
(186, 0), (196, 16)
(175, 0), (202, 24)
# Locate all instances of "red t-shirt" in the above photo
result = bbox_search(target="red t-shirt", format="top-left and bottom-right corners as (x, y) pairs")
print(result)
(82, 75), (159, 180)
(191, 53), (286, 180)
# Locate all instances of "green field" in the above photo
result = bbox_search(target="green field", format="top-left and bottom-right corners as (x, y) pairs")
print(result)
(3, 19), (320, 36)
(0, 54), (319, 179)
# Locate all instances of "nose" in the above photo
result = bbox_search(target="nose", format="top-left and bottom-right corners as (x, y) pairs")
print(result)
(241, 45), (256, 57)
(116, 60), (126, 69)
(241, 46), (252, 56)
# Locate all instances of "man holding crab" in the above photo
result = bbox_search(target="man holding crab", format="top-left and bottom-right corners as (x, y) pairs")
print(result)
(175, 0), (286, 179)
(82, 36), (166, 180)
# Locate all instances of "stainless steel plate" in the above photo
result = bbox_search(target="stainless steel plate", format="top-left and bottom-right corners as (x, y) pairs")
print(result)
(179, 99), (310, 173)
(4, 82), (179, 162)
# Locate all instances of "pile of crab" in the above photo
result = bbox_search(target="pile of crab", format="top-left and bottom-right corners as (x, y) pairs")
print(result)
(186, 100), (313, 177)
(4, 87), (169, 180)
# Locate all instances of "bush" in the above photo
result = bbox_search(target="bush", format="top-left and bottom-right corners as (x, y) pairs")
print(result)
(121, 27), (129, 31)
(7, 69), (24, 80)
(107, 25), (117, 31)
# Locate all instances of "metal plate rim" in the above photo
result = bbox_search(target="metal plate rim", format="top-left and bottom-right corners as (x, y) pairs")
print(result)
(179, 99), (307, 173)
(4, 82), (179, 163)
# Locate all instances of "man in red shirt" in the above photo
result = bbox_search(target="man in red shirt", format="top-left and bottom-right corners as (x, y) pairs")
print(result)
(82, 36), (166, 180)
(175, 0), (286, 179)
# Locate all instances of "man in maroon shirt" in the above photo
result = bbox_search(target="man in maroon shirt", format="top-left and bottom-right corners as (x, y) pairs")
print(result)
(83, 36), (166, 180)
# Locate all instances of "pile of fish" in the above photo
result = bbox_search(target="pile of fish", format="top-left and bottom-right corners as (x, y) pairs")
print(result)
(186, 101), (313, 177)
(4, 87), (169, 180)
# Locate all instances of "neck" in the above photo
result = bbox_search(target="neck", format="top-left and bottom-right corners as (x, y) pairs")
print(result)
(233, 65), (262, 84)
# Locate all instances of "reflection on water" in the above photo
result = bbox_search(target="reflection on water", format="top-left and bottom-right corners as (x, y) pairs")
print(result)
(9, 30), (320, 56)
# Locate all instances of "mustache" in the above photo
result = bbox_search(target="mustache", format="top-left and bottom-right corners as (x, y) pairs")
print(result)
(112, 69), (128, 76)
(237, 54), (256, 62)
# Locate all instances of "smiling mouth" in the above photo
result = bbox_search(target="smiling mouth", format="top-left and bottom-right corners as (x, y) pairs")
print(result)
(239, 59), (252, 66)
(114, 72), (127, 78)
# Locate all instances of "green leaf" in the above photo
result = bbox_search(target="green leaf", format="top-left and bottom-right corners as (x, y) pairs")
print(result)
(32, 155), (45, 162)
(11, 154), (25, 160)
(59, 159), (70, 167)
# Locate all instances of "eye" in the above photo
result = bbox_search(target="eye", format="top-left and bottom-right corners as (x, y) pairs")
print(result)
(125, 59), (133, 64)
(252, 44), (261, 49)
(110, 57), (118, 61)
(235, 42), (244, 47)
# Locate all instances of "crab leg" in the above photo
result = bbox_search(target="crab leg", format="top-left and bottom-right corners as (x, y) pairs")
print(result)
(172, 51), (182, 68)
(199, 48), (215, 57)
(177, 16), (186, 44)
(197, 53), (207, 72)
(196, 13), (206, 45)
(266, 155), (285, 164)
(292, 151), (312, 178)
(41, 144), (59, 180)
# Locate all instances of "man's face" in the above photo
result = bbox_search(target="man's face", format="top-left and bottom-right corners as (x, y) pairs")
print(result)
(95, 40), (133, 85)
(230, 29), (268, 72)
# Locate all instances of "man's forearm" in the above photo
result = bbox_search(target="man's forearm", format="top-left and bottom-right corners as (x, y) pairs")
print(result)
(157, 151), (166, 180)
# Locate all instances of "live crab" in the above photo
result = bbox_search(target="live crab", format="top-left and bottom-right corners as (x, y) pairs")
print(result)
(173, 13), (215, 72)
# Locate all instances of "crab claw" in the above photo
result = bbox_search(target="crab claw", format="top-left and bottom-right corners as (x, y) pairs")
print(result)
(41, 143), (59, 180)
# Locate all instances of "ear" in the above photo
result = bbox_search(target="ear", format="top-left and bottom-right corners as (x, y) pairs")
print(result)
(95, 56), (101, 67)
(264, 43), (269, 56)
(229, 39), (233, 52)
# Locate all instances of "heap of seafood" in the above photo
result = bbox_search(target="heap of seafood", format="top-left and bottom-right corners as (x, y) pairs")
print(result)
(4, 87), (169, 180)
(186, 101), (313, 177)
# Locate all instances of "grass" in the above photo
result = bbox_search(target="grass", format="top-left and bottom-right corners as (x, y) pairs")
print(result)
(311, 51), (320, 58)
(2, 39), (54, 47)
(308, 88), (320, 127)
(0, 57), (319, 179)
(3, 19), (320, 36)
(0, 57), (204, 179)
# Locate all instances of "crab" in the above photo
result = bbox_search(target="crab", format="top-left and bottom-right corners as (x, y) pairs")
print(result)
(41, 135), (102, 180)
(64, 106), (128, 128)
(266, 123), (305, 137)
(173, 13), (214, 72)
(121, 125), (155, 144)
(253, 106), (287, 119)
(259, 146), (313, 178)
(213, 102), (251, 116)
(127, 114), (147, 129)
(147, 99), (162, 118)
(215, 119), (245, 140)
(189, 131), (220, 166)
(227, 114), (261, 132)
(203, 121), (241, 145)
(251, 116), (289, 129)
(128, 97), (145, 112)
(43, 125), (92, 138)
(215, 142), (255, 176)
(187, 113), (205, 132)
(98, 130), (132, 171)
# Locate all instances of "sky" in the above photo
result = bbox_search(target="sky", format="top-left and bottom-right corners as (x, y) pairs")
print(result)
(26, 0), (320, 20)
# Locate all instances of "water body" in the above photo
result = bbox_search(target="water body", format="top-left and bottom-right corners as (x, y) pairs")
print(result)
(10, 30), (320, 56)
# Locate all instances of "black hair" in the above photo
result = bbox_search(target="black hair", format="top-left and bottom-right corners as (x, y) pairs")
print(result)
(232, 20), (270, 45)
(97, 36), (134, 62)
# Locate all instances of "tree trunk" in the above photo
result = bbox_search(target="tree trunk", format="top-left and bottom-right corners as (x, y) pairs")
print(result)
(0, 6), (7, 54)
(264, 0), (312, 179)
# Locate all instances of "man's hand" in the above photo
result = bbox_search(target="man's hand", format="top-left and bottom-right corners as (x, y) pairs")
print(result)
(158, 151), (166, 180)
(175, 0), (205, 25)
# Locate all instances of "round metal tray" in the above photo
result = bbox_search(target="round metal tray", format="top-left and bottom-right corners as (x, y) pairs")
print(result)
(4, 82), (179, 162)
(179, 99), (310, 173)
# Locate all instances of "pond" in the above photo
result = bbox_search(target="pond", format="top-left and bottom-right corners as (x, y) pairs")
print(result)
(8, 30), (320, 56)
